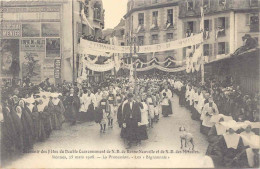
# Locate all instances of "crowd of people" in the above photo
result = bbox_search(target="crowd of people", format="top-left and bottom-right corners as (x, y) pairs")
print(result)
(1, 72), (259, 168)
(168, 73), (259, 168)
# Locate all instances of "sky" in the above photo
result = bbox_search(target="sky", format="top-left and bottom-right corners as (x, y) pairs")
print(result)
(102, 0), (128, 29)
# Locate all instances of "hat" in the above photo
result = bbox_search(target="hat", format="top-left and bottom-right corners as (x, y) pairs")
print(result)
(127, 93), (134, 99)
(220, 120), (241, 131)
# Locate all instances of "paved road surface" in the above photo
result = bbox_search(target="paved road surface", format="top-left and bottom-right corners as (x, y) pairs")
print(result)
(6, 94), (209, 168)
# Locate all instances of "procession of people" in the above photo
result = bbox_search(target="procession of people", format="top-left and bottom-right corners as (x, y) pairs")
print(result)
(1, 71), (259, 168)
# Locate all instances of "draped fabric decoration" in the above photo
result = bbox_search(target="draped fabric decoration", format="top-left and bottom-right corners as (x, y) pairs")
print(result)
(124, 64), (185, 73)
(83, 57), (115, 72)
(80, 0), (94, 30)
(134, 57), (185, 68)
(78, 33), (203, 54)
(186, 7), (204, 73)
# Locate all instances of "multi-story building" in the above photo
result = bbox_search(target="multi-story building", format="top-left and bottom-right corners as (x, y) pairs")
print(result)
(73, 0), (105, 83)
(124, 0), (183, 65)
(0, 0), (72, 84)
(179, 0), (259, 62)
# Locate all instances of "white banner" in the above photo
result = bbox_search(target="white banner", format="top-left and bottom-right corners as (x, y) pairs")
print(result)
(83, 59), (115, 72)
(79, 33), (203, 54)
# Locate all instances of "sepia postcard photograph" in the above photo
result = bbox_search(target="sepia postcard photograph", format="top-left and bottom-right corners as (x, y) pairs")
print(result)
(0, 0), (259, 168)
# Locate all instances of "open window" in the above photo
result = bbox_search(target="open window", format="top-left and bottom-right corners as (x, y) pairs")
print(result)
(219, 0), (226, 7)
(151, 11), (159, 29)
(166, 9), (174, 28)
(187, 0), (194, 11)
(138, 13), (144, 25)
(203, 0), (210, 9)
(215, 17), (229, 38)
(93, 2), (102, 20)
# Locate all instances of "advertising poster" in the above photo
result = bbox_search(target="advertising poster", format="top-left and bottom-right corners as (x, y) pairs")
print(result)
(21, 51), (42, 84)
(21, 38), (45, 52)
(42, 22), (60, 37)
(46, 38), (61, 58)
(0, 39), (20, 77)
(43, 59), (55, 83)
(22, 23), (40, 37)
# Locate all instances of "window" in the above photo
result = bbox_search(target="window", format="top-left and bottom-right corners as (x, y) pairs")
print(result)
(120, 29), (125, 36)
(152, 0), (158, 4)
(138, 36), (144, 46)
(166, 33), (173, 42)
(93, 2), (102, 20)
(85, 0), (89, 5)
(187, 0), (194, 11)
(151, 11), (159, 28)
(247, 14), (259, 32)
(121, 42), (125, 46)
(203, 44), (210, 56)
(219, 0), (226, 6)
(84, 6), (89, 17)
(249, 0), (258, 6)
(166, 9), (173, 27)
(203, 0), (210, 8)
(152, 34), (158, 44)
(217, 42), (229, 55)
(188, 21), (194, 32)
(216, 17), (226, 37)
(138, 13), (144, 25)
(204, 20), (210, 31)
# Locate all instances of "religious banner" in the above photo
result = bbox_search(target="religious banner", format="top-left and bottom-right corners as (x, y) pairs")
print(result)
(79, 33), (203, 54)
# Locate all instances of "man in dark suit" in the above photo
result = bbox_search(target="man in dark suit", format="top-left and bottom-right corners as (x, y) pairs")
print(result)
(122, 93), (141, 148)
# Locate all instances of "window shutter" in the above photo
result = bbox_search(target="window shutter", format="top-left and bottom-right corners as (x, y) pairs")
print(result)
(209, 44), (213, 56)
(225, 17), (230, 29)
(214, 18), (218, 30)
(246, 14), (250, 25)
(225, 42), (229, 54)
(209, 19), (212, 31)
(214, 43), (218, 56)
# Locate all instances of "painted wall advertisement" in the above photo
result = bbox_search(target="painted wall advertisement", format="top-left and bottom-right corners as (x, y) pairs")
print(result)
(0, 23), (21, 37)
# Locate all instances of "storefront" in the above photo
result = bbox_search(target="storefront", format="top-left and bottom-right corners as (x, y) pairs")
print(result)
(0, 1), (71, 85)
